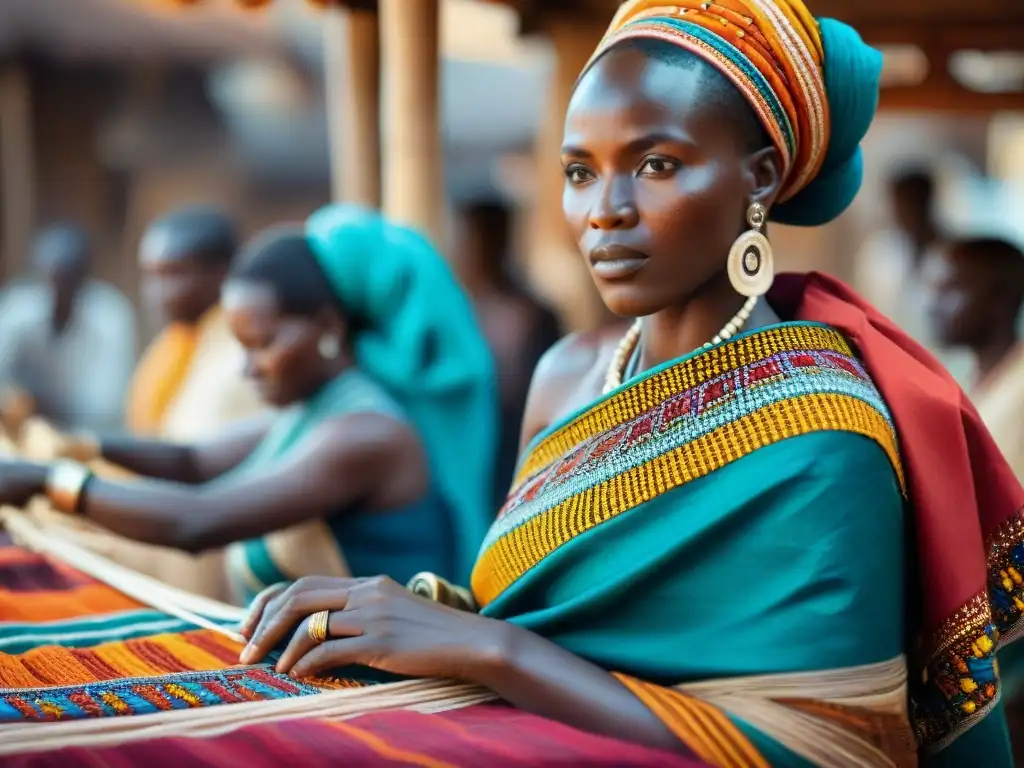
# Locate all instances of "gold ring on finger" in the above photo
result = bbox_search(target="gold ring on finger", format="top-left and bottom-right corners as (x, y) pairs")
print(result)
(307, 609), (331, 644)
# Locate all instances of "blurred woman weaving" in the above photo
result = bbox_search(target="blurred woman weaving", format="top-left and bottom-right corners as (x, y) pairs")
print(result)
(0, 206), (496, 604)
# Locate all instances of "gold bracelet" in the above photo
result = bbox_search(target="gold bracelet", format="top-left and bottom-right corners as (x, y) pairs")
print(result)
(406, 572), (477, 612)
(45, 460), (93, 514)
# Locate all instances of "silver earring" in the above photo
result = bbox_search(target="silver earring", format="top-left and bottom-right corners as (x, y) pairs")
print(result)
(317, 334), (340, 360)
(727, 202), (774, 297)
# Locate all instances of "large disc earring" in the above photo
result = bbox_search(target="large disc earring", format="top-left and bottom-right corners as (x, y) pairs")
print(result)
(317, 334), (340, 360)
(727, 202), (774, 297)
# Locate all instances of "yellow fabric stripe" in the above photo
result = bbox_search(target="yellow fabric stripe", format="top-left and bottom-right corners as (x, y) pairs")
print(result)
(689, 694), (767, 768)
(615, 674), (769, 768)
(154, 634), (234, 671)
(125, 307), (220, 435)
(515, 325), (853, 485)
(662, 692), (734, 766)
(92, 642), (166, 678)
(474, 393), (901, 606)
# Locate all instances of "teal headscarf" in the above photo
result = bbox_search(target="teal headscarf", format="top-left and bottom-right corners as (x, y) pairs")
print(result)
(305, 205), (497, 583)
(771, 19), (883, 227)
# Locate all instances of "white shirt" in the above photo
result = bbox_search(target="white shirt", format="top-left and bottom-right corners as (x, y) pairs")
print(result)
(0, 280), (136, 432)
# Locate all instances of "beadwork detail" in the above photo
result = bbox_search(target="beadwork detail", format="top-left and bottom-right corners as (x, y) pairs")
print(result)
(0, 666), (355, 722)
(472, 324), (902, 606)
(911, 508), (1024, 752)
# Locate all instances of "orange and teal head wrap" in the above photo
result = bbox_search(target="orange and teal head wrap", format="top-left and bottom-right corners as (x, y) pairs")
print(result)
(584, 1), (882, 226)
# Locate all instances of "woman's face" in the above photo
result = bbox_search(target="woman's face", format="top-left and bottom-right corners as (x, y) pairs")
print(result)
(561, 47), (773, 317)
(140, 228), (224, 325)
(222, 280), (331, 407)
(923, 247), (990, 348)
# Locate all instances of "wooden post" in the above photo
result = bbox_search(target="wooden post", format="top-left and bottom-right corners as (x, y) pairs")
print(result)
(0, 62), (35, 280)
(527, 15), (608, 331)
(378, 0), (443, 245)
(323, 7), (380, 206)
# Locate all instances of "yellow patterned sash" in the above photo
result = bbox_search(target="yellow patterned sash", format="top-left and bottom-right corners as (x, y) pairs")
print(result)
(471, 323), (903, 607)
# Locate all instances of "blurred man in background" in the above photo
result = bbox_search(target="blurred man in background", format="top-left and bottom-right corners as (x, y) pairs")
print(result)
(924, 232), (1024, 765)
(453, 200), (562, 508)
(55, 206), (265, 602)
(854, 168), (945, 344)
(0, 224), (135, 434)
(124, 204), (265, 440)
(926, 236), (1024, 481)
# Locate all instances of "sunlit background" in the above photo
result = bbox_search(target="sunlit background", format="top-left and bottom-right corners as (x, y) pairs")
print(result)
(0, 0), (1022, 336)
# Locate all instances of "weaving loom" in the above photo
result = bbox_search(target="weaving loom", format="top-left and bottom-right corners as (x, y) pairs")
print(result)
(0, 422), (700, 766)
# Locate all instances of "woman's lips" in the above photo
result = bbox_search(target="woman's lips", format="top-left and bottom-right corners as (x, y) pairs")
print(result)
(589, 244), (649, 280)
(590, 256), (648, 279)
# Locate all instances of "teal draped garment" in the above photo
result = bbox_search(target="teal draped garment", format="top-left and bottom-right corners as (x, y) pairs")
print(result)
(223, 370), (453, 602)
(469, 321), (1014, 766)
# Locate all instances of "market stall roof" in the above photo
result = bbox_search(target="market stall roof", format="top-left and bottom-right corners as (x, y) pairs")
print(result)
(151, 0), (1024, 110)
(0, 0), (285, 62)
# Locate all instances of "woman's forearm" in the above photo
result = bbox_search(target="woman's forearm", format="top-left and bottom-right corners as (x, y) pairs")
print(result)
(472, 623), (684, 754)
(99, 437), (205, 483)
(77, 454), (347, 554)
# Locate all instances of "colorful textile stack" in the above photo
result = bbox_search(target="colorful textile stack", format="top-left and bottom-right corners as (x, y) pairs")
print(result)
(0, 546), (349, 723)
(0, 542), (706, 766)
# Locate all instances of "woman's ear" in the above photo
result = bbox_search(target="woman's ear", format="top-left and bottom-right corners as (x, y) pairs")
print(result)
(316, 307), (354, 352)
(744, 146), (783, 211)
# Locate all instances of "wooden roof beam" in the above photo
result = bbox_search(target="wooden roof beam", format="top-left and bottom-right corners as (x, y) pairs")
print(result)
(880, 84), (1024, 112)
(859, 22), (1024, 51)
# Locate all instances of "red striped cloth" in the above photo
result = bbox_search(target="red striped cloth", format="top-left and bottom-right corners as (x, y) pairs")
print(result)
(3, 704), (709, 767)
(0, 542), (709, 765)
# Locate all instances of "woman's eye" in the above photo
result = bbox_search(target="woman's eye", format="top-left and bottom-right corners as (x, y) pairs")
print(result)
(564, 165), (593, 185)
(639, 157), (679, 177)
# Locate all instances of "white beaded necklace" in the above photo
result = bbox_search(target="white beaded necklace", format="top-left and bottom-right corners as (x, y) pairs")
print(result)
(602, 295), (758, 394)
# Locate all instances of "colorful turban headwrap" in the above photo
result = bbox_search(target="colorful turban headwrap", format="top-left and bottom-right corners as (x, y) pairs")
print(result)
(583, 1), (883, 226)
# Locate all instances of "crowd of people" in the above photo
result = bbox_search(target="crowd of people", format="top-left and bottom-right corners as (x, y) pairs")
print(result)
(0, 0), (1022, 765)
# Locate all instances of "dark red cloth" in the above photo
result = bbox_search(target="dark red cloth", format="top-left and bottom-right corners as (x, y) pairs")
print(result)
(2, 704), (710, 767)
(771, 271), (1024, 630)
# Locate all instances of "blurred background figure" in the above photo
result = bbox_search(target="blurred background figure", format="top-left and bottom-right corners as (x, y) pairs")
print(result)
(127, 205), (265, 441)
(925, 237), (1024, 763)
(926, 236), (1024, 481)
(853, 168), (945, 345)
(0, 224), (135, 434)
(453, 200), (562, 508)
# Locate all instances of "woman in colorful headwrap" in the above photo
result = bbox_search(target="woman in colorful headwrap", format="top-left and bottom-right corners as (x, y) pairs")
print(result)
(0, 205), (497, 601)
(229, 2), (1022, 767)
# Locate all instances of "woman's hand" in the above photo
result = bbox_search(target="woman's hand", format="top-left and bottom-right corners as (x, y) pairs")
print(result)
(238, 575), (509, 681)
(0, 460), (48, 507)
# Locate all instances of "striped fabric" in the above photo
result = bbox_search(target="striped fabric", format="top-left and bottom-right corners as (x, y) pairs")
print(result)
(0, 544), (711, 765)
(0, 547), (342, 722)
(615, 675), (769, 768)
(2, 703), (710, 767)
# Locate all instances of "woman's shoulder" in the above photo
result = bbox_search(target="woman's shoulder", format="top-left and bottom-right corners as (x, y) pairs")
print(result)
(317, 369), (406, 420)
(518, 324), (629, 451)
